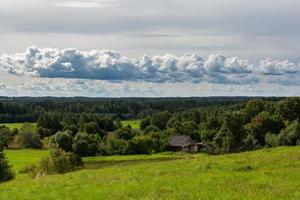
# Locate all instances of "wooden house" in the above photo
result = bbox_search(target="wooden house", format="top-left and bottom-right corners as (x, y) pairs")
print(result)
(168, 135), (200, 153)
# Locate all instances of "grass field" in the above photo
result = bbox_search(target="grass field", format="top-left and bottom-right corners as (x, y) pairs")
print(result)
(121, 120), (140, 129)
(2, 147), (300, 199)
(0, 123), (36, 131)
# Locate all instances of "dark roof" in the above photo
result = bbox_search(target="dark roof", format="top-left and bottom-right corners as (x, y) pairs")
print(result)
(168, 135), (197, 147)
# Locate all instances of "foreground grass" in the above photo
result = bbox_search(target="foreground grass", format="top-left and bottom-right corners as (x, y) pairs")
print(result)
(2, 147), (300, 199)
(0, 123), (36, 131)
(121, 120), (140, 129)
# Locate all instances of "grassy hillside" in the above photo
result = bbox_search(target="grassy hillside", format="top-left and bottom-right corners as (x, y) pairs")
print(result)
(2, 147), (300, 199)
(0, 123), (36, 131)
(121, 120), (140, 129)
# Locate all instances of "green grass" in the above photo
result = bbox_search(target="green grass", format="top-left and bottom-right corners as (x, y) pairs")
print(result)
(2, 147), (300, 199)
(121, 120), (140, 129)
(0, 123), (36, 131)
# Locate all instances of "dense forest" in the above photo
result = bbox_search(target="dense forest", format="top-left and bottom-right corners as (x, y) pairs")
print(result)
(0, 96), (299, 154)
(0, 96), (281, 123)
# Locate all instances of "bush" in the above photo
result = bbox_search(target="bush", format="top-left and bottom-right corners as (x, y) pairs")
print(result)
(73, 132), (101, 156)
(128, 135), (155, 154)
(265, 133), (279, 147)
(0, 142), (15, 182)
(24, 148), (82, 177)
(278, 120), (300, 146)
(115, 126), (135, 140)
(16, 123), (42, 149)
(0, 127), (11, 147)
(99, 133), (129, 155)
(144, 125), (160, 134)
(50, 130), (73, 152)
(37, 127), (52, 138)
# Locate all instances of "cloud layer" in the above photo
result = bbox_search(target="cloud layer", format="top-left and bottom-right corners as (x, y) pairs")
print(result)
(1, 47), (299, 85)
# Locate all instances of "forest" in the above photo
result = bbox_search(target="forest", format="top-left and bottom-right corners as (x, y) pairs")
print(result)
(0, 96), (300, 182)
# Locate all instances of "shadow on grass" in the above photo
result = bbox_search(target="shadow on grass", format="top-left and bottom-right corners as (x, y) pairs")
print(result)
(84, 157), (183, 169)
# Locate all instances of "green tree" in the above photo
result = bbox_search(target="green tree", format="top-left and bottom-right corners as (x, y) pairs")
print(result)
(17, 123), (42, 149)
(278, 120), (300, 146)
(150, 111), (171, 130)
(214, 112), (246, 153)
(50, 130), (73, 152)
(0, 142), (15, 182)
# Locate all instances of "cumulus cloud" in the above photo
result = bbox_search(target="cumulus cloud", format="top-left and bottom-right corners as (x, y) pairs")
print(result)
(257, 59), (300, 75)
(0, 46), (299, 85)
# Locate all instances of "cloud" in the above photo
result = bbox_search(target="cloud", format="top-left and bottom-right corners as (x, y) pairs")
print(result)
(55, 0), (119, 8)
(0, 46), (299, 85)
(257, 59), (300, 75)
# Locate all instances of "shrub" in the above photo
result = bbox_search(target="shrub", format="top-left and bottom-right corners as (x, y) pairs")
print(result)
(0, 127), (11, 147)
(16, 123), (42, 149)
(265, 133), (279, 147)
(50, 130), (73, 152)
(72, 132), (101, 156)
(99, 133), (129, 155)
(115, 126), (135, 140)
(24, 148), (82, 177)
(37, 127), (52, 138)
(0, 142), (15, 182)
(278, 120), (300, 146)
(128, 135), (155, 154)
(144, 125), (160, 134)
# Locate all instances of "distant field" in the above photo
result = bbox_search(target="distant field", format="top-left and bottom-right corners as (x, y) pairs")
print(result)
(121, 120), (140, 129)
(2, 147), (300, 199)
(0, 123), (36, 130)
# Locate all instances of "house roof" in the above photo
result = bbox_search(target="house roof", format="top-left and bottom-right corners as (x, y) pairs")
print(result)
(168, 135), (197, 147)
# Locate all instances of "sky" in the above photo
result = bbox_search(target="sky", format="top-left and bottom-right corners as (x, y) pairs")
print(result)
(0, 0), (299, 97)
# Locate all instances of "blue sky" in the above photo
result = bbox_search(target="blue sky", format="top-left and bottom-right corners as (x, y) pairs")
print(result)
(0, 0), (299, 97)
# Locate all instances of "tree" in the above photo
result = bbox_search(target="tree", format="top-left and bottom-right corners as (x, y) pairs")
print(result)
(214, 112), (246, 153)
(244, 99), (265, 122)
(140, 117), (150, 130)
(276, 97), (300, 121)
(115, 126), (135, 140)
(128, 135), (154, 154)
(72, 132), (101, 156)
(0, 127), (11, 147)
(0, 141), (15, 182)
(150, 111), (171, 130)
(278, 120), (300, 146)
(50, 130), (73, 152)
(16, 123), (42, 149)
(245, 111), (285, 146)
(115, 118), (123, 129)
(144, 125), (160, 134)
(100, 133), (129, 155)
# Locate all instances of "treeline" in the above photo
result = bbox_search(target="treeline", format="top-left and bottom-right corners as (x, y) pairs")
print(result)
(141, 97), (300, 153)
(0, 97), (281, 123)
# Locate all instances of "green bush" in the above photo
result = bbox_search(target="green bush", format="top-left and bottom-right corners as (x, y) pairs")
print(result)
(50, 130), (73, 152)
(0, 127), (11, 147)
(0, 142), (15, 182)
(278, 120), (300, 146)
(16, 123), (42, 149)
(24, 148), (82, 177)
(73, 132), (101, 156)
(99, 134), (129, 155)
(265, 133), (279, 147)
(128, 135), (155, 154)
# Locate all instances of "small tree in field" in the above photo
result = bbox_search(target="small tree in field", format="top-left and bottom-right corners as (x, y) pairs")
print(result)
(0, 142), (15, 182)
(16, 123), (42, 149)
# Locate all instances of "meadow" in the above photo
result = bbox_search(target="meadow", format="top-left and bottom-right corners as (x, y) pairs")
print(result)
(1, 147), (300, 199)
(121, 120), (140, 129)
(0, 123), (36, 131)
